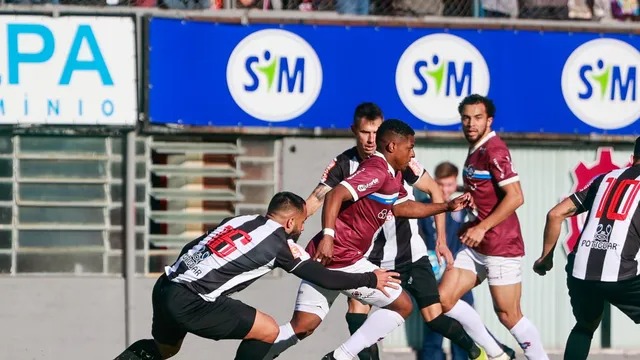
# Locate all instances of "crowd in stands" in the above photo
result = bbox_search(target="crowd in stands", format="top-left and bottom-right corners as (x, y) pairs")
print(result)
(1, 0), (638, 22)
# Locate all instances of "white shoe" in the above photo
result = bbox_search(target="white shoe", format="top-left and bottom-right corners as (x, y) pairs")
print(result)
(490, 352), (513, 360)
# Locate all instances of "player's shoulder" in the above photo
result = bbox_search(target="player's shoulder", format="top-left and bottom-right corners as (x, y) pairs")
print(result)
(335, 146), (359, 162)
(486, 133), (510, 151)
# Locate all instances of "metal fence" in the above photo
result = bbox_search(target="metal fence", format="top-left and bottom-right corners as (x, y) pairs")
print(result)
(0, 0), (635, 23)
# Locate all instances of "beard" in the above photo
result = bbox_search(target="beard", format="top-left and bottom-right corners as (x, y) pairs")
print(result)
(289, 231), (302, 242)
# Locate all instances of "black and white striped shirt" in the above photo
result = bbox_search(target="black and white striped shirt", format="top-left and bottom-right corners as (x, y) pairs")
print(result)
(166, 215), (309, 301)
(320, 147), (428, 270)
(570, 164), (640, 282)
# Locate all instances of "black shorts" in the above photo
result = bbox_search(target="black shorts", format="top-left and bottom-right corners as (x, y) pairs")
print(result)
(151, 275), (257, 346)
(398, 256), (440, 308)
(566, 255), (640, 325)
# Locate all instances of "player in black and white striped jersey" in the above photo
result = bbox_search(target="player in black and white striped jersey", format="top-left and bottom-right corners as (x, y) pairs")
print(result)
(534, 136), (640, 360)
(114, 191), (400, 360)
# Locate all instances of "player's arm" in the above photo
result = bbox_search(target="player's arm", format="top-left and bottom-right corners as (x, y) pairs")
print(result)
(393, 193), (471, 219)
(277, 241), (401, 296)
(411, 171), (452, 266)
(534, 175), (603, 276)
(306, 156), (344, 218)
(293, 261), (400, 296)
(313, 184), (353, 265)
(478, 181), (524, 232)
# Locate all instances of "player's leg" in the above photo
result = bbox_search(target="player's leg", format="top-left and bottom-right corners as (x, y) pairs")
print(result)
(420, 325), (446, 360)
(265, 280), (338, 359)
(115, 275), (186, 360)
(345, 298), (379, 360)
(408, 256), (485, 359)
(564, 275), (604, 360)
(325, 259), (413, 360)
(235, 310), (280, 360)
(439, 248), (506, 358)
(487, 256), (547, 360)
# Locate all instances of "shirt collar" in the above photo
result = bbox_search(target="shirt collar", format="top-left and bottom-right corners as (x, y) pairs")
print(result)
(469, 131), (496, 154)
(372, 151), (396, 177)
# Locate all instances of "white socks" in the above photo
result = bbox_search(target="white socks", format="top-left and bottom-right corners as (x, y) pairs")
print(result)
(509, 317), (549, 360)
(332, 309), (404, 360)
(262, 323), (298, 360)
(445, 300), (504, 357)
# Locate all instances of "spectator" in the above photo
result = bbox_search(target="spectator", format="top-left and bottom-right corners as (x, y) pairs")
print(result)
(336, 0), (370, 14)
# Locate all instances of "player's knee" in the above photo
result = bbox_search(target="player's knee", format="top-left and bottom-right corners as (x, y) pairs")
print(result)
(574, 319), (599, 336)
(255, 313), (280, 343)
(496, 309), (522, 329)
(438, 292), (456, 313)
(290, 312), (322, 339)
(386, 291), (413, 318)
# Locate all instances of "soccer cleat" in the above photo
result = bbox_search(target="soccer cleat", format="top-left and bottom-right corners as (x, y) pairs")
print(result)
(501, 343), (517, 359)
(490, 352), (514, 360)
(470, 346), (488, 360)
(321, 351), (337, 360)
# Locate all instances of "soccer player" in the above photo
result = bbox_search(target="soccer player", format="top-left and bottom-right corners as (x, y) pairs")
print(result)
(437, 94), (548, 360)
(534, 136), (640, 360)
(418, 162), (516, 360)
(264, 119), (488, 360)
(114, 192), (400, 360)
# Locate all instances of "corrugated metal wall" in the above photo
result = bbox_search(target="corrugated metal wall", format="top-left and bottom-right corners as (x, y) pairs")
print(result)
(383, 140), (640, 352)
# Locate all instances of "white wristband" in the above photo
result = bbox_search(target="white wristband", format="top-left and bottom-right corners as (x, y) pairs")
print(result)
(323, 228), (335, 238)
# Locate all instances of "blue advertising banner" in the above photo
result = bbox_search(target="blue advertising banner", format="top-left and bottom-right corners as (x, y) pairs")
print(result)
(148, 18), (640, 135)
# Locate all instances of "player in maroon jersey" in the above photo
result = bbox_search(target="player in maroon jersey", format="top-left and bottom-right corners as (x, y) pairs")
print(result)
(261, 119), (490, 360)
(437, 94), (548, 360)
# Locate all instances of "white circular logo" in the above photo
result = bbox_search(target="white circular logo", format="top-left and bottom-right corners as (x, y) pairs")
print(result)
(395, 34), (490, 126)
(561, 39), (640, 130)
(226, 29), (322, 122)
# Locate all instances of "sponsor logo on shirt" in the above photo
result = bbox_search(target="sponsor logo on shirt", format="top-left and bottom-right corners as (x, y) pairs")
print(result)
(289, 243), (303, 259)
(347, 167), (366, 180)
(492, 158), (504, 179)
(357, 178), (379, 192)
(408, 159), (422, 176)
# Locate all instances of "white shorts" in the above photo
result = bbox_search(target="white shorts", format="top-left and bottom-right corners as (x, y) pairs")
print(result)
(294, 258), (403, 319)
(453, 247), (522, 286)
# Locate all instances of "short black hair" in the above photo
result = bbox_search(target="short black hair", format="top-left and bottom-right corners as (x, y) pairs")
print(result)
(458, 94), (496, 118)
(376, 119), (415, 149)
(353, 102), (383, 127)
(267, 192), (306, 216)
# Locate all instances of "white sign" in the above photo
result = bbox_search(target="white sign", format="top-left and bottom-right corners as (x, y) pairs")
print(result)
(561, 38), (640, 130)
(396, 33), (490, 126)
(0, 16), (137, 125)
(226, 29), (322, 122)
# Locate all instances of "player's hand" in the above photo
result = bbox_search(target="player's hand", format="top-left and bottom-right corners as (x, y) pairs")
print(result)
(447, 193), (472, 212)
(372, 268), (401, 297)
(533, 254), (554, 276)
(313, 235), (334, 266)
(435, 242), (454, 270)
(459, 225), (486, 248)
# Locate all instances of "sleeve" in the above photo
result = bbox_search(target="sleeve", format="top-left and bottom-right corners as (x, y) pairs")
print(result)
(402, 158), (426, 186)
(570, 174), (605, 214)
(339, 160), (388, 201)
(394, 182), (409, 205)
(320, 157), (344, 188)
(275, 240), (312, 273)
(488, 146), (519, 187)
(290, 260), (378, 290)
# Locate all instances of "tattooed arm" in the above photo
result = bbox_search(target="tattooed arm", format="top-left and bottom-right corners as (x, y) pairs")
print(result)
(305, 184), (333, 218)
(533, 197), (580, 276)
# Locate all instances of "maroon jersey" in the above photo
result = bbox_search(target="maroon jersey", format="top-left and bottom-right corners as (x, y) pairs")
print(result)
(463, 131), (524, 257)
(306, 152), (408, 268)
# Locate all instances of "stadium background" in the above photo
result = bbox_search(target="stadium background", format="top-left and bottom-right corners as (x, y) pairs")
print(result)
(0, 2), (639, 359)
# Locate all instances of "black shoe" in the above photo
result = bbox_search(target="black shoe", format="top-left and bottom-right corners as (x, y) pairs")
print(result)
(321, 351), (337, 360)
(501, 344), (517, 359)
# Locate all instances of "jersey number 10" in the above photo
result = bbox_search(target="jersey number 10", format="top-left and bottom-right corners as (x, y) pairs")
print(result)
(596, 178), (640, 221)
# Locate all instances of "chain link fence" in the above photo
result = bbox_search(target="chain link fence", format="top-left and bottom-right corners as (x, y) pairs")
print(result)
(0, 0), (636, 25)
